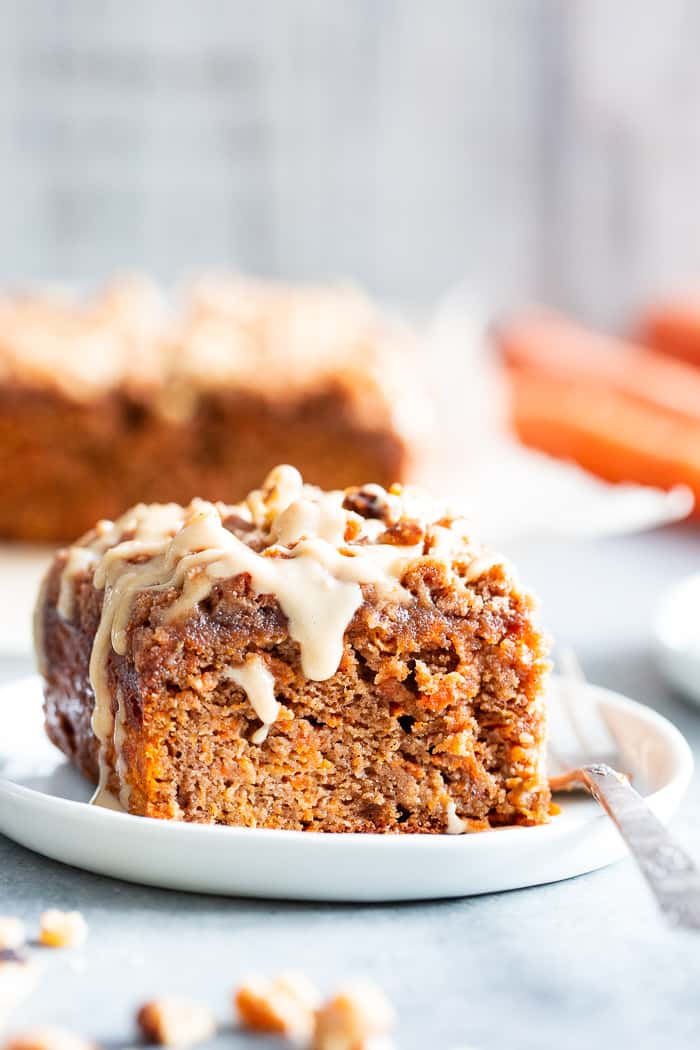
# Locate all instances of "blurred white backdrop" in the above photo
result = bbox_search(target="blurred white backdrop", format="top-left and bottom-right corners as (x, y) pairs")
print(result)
(2, 0), (700, 323)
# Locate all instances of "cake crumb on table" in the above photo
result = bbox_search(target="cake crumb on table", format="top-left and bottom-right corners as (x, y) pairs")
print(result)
(235, 971), (321, 1041)
(137, 998), (216, 1047)
(0, 1029), (94, 1050)
(312, 981), (396, 1050)
(0, 921), (25, 952)
(38, 911), (88, 949)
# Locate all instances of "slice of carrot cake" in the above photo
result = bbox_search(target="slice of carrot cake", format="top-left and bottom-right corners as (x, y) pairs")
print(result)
(35, 466), (550, 832)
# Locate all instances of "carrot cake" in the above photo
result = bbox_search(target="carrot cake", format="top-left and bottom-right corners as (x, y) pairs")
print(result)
(0, 277), (416, 542)
(35, 465), (550, 832)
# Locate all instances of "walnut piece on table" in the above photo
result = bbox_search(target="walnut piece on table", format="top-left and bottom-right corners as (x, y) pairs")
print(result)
(38, 911), (88, 950)
(137, 998), (216, 1047)
(312, 981), (397, 1050)
(235, 971), (321, 1042)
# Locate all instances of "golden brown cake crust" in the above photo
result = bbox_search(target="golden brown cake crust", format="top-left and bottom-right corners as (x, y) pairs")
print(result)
(38, 471), (551, 834)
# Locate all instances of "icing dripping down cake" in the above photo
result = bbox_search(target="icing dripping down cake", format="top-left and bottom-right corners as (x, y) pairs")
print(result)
(35, 465), (551, 833)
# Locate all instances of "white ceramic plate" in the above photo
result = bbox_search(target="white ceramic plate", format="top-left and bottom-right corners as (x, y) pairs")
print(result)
(654, 572), (700, 708)
(0, 675), (692, 901)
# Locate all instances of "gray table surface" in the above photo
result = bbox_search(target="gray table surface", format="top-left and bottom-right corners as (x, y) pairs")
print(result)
(1, 524), (700, 1050)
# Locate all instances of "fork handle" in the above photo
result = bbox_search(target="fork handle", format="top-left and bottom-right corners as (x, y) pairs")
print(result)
(582, 763), (700, 931)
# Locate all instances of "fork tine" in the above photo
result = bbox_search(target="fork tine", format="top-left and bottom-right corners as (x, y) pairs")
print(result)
(546, 738), (568, 779)
(547, 678), (583, 769)
(557, 645), (593, 754)
(556, 645), (621, 764)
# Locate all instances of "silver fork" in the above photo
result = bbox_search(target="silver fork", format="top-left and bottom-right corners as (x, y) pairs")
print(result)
(549, 649), (700, 931)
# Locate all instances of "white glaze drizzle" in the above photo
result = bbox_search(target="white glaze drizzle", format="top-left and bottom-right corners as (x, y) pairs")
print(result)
(112, 683), (132, 808)
(91, 784), (125, 811)
(445, 799), (469, 835)
(50, 465), (503, 812)
(271, 491), (348, 548)
(87, 504), (187, 805)
(57, 547), (98, 620)
(225, 655), (280, 744)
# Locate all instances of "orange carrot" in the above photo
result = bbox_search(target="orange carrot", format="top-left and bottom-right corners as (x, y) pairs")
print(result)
(497, 310), (700, 424)
(636, 296), (700, 367)
(495, 311), (700, 511)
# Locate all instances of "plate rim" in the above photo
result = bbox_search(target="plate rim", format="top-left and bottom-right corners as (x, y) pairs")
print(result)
(654, 571), (700, 705)
(0, 673), (693, 852)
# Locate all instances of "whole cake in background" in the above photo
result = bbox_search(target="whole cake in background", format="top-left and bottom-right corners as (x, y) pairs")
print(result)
(0, 276), (417, 542)
(35, 465), (551, 833)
